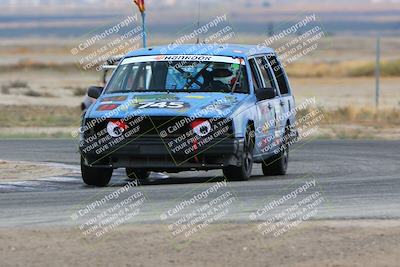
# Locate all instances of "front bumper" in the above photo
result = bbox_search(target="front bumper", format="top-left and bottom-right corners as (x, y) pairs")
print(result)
(80, 136), (244, 171)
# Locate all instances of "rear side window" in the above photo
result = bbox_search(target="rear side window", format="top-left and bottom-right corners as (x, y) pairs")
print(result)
(255, 57), (275, 88)
(266, 54), (290, 95)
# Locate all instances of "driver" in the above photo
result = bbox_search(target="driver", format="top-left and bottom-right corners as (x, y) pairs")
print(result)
(202, 63), (233, 91)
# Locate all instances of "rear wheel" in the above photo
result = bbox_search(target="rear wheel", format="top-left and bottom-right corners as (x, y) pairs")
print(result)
(81, 158), (113, 187)
(262, 126), (290, 176)
(223, 127), (254, 181)
(126, 168), (150, 184)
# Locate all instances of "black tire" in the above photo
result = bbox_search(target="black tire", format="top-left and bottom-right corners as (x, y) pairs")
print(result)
(262, 126), (290, 176)
(223, 127), (254, 181)
(81, 158), (113, 187)
(126, 168), (150, 184)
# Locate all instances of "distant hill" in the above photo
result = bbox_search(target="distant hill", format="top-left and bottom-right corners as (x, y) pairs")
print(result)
(0, 0), (400, 38)
(2, 0), (400, 11)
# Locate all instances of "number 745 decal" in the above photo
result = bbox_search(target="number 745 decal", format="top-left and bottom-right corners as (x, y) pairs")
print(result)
(136, 101), (188, 109)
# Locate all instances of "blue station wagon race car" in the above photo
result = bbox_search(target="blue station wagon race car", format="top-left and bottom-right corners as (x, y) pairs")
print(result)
(79, 44), (296, 186)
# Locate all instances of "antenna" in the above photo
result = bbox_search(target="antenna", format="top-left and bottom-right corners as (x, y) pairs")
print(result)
(196, 0), (201, 44)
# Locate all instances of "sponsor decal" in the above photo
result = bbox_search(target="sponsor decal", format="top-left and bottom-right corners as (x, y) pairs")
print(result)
(259, 137), (269, 150)
(101, 96), (127, 102)
(191, 120), (212, 137)
(223, 95), (239, 104)
(133, 94), (178, 102)
(97, 104), (120, 111)
(275, 108), (281, 130)
(136, 101), (189, 109)
(261, 106), (270, 115)
(261, 122), (270, 134)
(185, 95), (206, 99)
(122, 55), (245, 65)
(160, 55), (213, 61)
(201, 102), (232, 112)
(107, 120), (128, 137)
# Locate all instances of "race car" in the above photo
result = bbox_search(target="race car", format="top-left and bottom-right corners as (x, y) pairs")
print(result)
(79, 44), (297, 186)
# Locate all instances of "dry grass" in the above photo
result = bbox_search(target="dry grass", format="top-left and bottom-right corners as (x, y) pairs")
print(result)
(0, 60), (88, 73)
(0, 104), (399, 139)
(1, 80), (56, 97)
(298, 106), (400, 126)
(1, 37), (400, 79)
(296, 106), (400, 139)
(287, 60), (400, 78)
(0, 105), (82, 127)
(3, 58), (399, 79)
(2, 105), (397, 129)
(1, 80), (29, 94)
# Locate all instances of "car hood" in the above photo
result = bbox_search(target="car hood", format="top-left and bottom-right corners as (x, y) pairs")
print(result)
(87, 92), (250, 119)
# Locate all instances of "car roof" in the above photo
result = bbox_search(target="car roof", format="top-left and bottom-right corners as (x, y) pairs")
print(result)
(125, 44), (275, 59)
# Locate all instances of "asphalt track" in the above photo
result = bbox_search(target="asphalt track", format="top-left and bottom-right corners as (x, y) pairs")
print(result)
(0, 139), (399, 228)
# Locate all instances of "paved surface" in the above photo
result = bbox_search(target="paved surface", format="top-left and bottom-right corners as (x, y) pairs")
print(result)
(0, 139), (399, 227)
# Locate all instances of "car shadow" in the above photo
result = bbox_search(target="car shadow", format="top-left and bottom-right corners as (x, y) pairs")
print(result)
(138, 176), (225, 186)
(104, 168), (295, 187)
(105, 171), (225, 187)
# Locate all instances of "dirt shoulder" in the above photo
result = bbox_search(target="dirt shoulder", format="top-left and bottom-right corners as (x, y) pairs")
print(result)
(1, 220), (399, 267)
(0, 160), (72, 181)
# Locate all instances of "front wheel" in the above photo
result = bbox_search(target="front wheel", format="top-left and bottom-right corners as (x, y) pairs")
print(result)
(81, 158), (113, 187)
(223, 128), (254, 181)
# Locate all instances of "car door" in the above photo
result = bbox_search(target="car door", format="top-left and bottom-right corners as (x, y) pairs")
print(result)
(265, 54), (294, 131)
(248, 57), (278, 156)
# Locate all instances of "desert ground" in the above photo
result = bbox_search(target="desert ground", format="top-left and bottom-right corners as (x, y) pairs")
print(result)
(1, 221), (399, 267)
(0, 160), (73, 181)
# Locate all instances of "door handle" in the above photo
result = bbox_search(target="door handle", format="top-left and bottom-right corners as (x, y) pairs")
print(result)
(268, 103), (273, 110)
(280, 100), (285, 106)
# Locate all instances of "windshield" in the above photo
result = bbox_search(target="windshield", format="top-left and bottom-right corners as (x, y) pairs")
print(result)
(105, 56), (249, 94)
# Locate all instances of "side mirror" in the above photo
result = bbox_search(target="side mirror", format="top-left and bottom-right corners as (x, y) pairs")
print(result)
(256, 87), (276, 101)
(87, 86), (104, 99)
